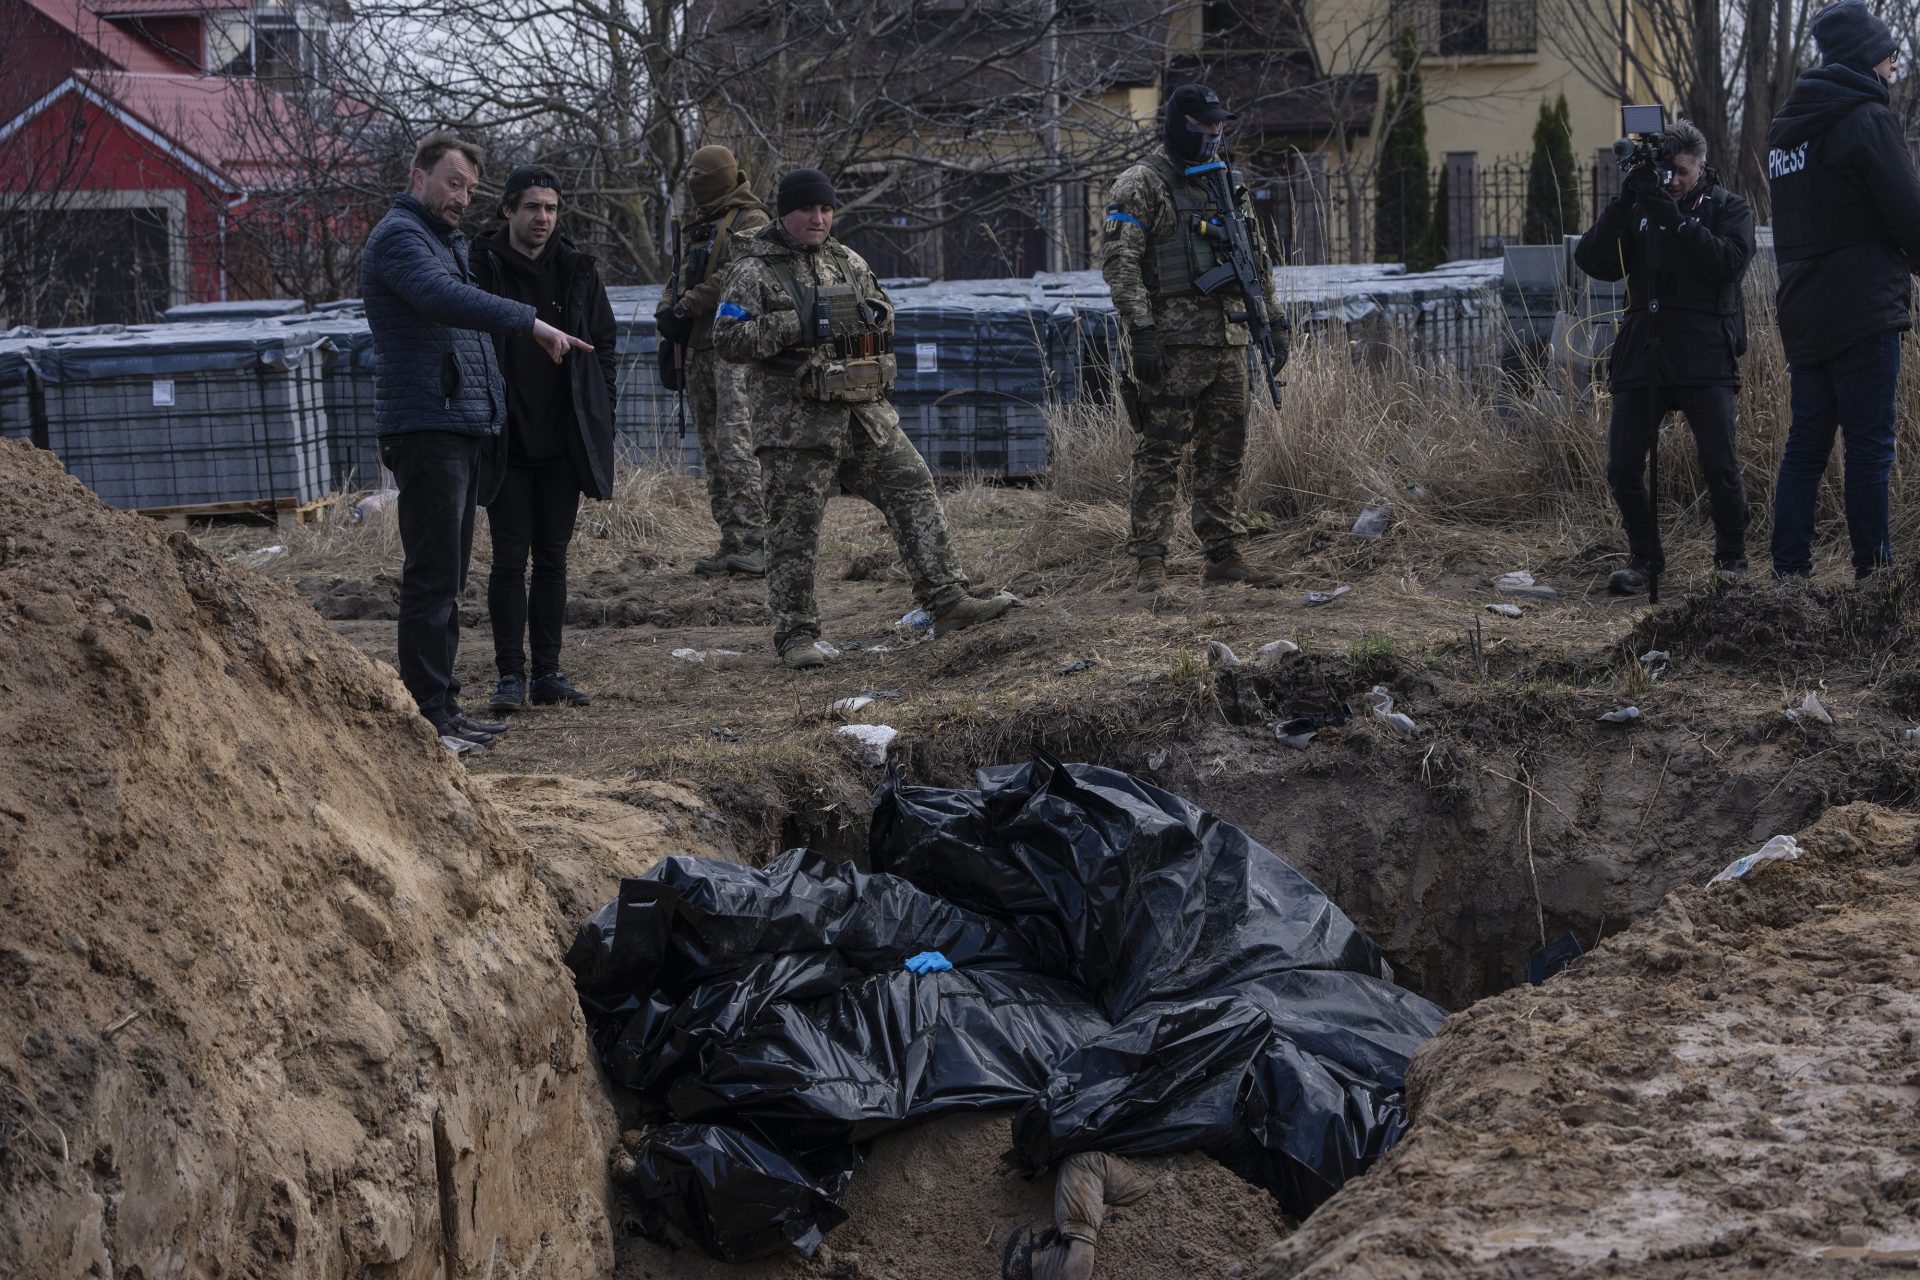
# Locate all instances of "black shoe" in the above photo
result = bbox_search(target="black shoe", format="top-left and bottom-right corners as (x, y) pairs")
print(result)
(430, 713), (493, 749)
(531, 672), (591, 706)
(489, 674), (528, 713)
(1714, 558), (1749, 582)
(450, 709), (508, 736)
(1608, 562), (1657, 596)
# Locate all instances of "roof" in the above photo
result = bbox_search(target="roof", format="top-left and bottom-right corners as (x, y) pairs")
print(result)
(17, 0), (184, 73)
(83, 70), (313, 184)
(90, 0), (248, 15)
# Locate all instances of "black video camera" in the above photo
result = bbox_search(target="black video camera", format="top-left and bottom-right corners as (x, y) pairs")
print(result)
(1612, 103), (1672, 195)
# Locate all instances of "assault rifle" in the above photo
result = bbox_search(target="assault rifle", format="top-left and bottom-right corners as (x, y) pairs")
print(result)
(1183, 159), (1288, 408)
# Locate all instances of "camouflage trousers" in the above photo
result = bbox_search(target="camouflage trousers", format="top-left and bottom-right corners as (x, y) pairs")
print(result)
(1127, 344), (1251, 560)
(760, 408), (968, 650)
(687, 345), (765, 554)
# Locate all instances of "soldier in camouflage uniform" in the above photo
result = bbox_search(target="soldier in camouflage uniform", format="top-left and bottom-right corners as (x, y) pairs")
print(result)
(1102, 84), (1288, 592)
(656, 145), (772, 576)
(712, 168), (1016, 668)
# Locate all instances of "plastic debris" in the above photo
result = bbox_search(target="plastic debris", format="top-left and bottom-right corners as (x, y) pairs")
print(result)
(904, 950), (952, 975)
(1492, 571), (1535, 590)
(1597, 705), (1641, 723)
(348, 488), (398, 524)
(240, 545), (286, 563)
(1526, 933), (1585, 986)
(1786, 691), (1833, 726)
(1205, 641), (1241, 668)
(829, 696), (875, 716)
(1899, 727), (1920, 742)
(708, 726), (743, 742)
(1492, 570), (1558, 601)
(1058, 659), (1096, 675)
(671, 648), (745, 662)
(1256, 638), (1300, 664)
(1351, 501), (1392, 540)
(1362, 685), (1419, 736)
(1708, 834), (1802, 885)
(1640, 649), (1671, 680)
(1485, 603), (1523, 618)
(1304, 585), (1351, 607)
(567, 758), (1443, 1261)
(896, 608), (933, 632)
(1145, 748), (1169, 771)
(834, 723), (898, 765)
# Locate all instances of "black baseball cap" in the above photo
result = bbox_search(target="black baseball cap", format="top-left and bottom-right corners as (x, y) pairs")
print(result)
(502, 164), (562, 206)
(1166, 84), (1235, 124)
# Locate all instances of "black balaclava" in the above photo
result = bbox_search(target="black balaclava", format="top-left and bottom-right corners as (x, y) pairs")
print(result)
(1162, 83), (1235, 163)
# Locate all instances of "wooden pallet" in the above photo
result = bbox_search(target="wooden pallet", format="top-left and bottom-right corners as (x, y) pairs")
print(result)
(134, 493), (340, 528)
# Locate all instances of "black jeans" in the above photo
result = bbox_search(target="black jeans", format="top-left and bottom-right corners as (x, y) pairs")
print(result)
(380, 430), (483, 720)
(1606, 383), (1748, 572)
(486, 460), (581, 678)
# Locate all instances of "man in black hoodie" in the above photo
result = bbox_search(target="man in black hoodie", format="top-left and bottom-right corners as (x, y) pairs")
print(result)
(1574, 118), (1755, 594)
(471, 165), (619, 712)
(1768, 0), (1920, 579)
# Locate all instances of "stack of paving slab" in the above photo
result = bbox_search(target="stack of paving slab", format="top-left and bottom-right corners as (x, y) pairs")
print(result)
(23, 322), (331, 511)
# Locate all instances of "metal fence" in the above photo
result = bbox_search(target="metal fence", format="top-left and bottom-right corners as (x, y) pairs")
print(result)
(1275, 149), (1624, 267)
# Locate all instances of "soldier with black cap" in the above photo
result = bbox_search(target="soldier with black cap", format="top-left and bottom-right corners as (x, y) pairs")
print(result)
(1766, 0), (1920, 580)
(711, 167), (1016, 668)
(1101, 83), (1287, 593)
(470, 162), (619, 714)
(656, 145), (774, 577)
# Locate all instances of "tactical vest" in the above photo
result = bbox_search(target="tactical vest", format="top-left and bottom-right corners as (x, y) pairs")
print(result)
(1140, 155), (1244, 301)
(763, 246), (897, 404)
(675, 202), (767, 302)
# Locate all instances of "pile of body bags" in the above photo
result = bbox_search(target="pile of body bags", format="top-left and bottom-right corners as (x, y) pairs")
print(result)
(566, 757), (1446, 1260)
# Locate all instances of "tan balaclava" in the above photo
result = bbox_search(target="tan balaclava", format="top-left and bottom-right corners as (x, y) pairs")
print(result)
(687, 145), (741, 209)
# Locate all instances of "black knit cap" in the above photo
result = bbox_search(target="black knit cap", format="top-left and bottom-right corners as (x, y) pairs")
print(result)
(1813, 1), (1897, 73)
(502, 164), (562, 209)
(777, 168), (837, 216)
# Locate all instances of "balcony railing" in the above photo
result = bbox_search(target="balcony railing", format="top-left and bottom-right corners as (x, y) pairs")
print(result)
(1398, 0), (1538, 57)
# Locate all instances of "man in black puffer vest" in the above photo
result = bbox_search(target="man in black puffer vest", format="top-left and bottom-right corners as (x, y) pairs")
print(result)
(1575, 118), (1755, 594)
(1767, 0), (1920, 580)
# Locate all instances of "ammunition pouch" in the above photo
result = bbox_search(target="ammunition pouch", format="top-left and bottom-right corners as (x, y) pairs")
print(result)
(796, 351), (897, 404)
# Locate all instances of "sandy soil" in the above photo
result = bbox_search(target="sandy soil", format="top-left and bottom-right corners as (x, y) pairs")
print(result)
(1261, 800), (1920, 1278)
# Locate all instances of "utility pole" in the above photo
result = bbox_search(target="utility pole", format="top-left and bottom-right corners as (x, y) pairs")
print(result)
(1043, 0), (1066, 272)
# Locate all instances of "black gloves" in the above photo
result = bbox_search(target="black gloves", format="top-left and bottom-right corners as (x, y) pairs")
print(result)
(1129, 327), (1167, 385)
(1640, 185), (1682, 226)
(657, 304), (696, 345)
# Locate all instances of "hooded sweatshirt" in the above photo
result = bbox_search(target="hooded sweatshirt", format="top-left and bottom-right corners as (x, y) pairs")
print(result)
(1767, 64), (1920, 363)
(472, 227), (571, 463)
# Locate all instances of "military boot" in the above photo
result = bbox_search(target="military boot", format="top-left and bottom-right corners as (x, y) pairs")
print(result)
(932, 590), (1017, 638)
(1134, 556), (1167, 593)
(1203, 551), (1282, 588)
(779, 636), (831, 669)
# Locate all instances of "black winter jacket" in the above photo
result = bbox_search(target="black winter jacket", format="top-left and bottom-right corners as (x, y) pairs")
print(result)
(1573, 179), (1755, 390)
(361, 194), (536, 437)
(470, 230), (620, 501)
(1768, 65), (1920, 365)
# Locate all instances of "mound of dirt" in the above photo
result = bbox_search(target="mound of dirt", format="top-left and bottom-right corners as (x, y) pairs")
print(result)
(0, 441), (613, 1277)
(1260, 801), (1920, 1279)
(1634, 570), (1918, 674)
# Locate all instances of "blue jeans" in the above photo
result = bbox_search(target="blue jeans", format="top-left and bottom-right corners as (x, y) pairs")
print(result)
(1772, 329), (1901, 578)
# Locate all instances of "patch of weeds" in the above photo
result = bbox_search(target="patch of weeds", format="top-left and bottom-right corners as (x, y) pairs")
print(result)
(1169, 647), (1207, 688)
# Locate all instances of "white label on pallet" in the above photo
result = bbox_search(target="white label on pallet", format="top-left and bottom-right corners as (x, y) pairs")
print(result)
(915, 343), (938, 373)
(152, 379), (175, 407)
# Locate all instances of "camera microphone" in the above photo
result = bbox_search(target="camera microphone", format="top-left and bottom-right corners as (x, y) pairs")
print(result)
(1612, 138), (1636, 160)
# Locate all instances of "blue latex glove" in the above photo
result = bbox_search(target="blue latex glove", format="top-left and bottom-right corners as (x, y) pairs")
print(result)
(904, 951), (952, 975)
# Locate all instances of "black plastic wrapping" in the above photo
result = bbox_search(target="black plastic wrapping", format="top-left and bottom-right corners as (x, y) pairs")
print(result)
(569, 756), (1446, 1260)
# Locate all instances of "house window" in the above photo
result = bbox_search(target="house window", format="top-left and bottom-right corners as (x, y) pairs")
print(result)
(208, 8), (327, 84)
(1403, 0), (1537, 57)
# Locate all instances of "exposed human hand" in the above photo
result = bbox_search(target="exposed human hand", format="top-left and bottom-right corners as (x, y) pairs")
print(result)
(532, 318), (592, 363)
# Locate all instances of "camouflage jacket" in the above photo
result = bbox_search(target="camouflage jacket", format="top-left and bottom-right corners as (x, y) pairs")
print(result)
(712, 224), (899, 450)
(656, 180), (772, 349)
(1100, 146), (1283, 347)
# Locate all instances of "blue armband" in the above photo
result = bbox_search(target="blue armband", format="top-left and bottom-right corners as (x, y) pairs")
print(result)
(715, 301), (749, 322)
(1104, 208), (1142, 230)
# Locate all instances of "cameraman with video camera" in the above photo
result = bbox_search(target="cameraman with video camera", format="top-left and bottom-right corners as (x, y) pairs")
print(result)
(1575, 117), (1755, 595)
(1767, 0), (1920, 581)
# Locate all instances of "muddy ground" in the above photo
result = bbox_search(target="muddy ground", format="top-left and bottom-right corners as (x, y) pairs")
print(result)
(194, 472), (1920, 1276)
